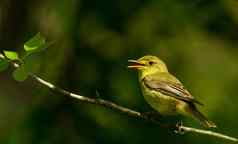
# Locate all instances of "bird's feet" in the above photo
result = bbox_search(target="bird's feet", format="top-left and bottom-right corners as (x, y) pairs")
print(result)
(174, 121), (185, 134)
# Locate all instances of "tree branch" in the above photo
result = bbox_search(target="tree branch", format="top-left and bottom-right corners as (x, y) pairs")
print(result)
(31, 74), (237, 142)
(1, 54), (237, 142)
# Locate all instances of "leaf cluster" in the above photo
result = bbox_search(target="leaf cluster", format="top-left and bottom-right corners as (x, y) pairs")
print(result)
(0, 33), (49, 81)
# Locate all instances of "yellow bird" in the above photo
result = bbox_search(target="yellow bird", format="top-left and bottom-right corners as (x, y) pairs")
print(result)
(128, 55), (216, 128)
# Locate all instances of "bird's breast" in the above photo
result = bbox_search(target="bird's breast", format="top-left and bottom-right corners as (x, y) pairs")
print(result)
(141, 82), (178, 115)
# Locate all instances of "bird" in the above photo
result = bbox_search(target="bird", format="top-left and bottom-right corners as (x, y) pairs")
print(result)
(128, 55), (216, 128)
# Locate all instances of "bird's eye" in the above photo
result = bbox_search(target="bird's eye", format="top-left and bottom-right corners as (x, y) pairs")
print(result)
(148, 61), (154, 65)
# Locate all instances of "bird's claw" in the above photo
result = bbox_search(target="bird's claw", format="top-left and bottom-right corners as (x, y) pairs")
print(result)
(174, 121), (185, 134)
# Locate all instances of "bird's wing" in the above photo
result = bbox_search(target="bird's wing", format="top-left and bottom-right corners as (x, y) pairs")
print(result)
(143, 75), (203, 105)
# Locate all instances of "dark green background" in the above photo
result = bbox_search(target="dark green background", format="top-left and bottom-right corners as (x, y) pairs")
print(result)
(0, 0), (238, 143)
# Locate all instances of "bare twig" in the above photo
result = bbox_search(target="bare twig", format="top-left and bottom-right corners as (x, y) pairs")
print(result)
(1, 54), (237, 142)
(180, 126), (238, 142)
(31, 74), (237, 142)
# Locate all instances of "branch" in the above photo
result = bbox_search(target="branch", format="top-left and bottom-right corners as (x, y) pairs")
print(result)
(1, 54), (237, 142)
(180, 126), (238, 142)
(30, 74), (237, 142)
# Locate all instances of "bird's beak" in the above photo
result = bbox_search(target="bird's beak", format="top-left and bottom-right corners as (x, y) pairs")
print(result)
(127, 59), (145, 69)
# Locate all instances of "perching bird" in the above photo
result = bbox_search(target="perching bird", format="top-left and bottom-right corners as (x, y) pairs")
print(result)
(128, 55), (216, 128)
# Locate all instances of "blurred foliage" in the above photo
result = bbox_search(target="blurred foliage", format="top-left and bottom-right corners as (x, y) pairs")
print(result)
(0, 0), (238, 144)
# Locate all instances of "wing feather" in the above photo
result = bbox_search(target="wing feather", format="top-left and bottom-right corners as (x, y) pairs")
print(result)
(143, 76), (203, 105)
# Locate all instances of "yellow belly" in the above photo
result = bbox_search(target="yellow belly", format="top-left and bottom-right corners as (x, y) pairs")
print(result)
(141, 83), (179, 115)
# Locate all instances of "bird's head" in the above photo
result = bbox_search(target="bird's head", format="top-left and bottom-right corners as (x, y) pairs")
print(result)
(128, 55), (168, 77)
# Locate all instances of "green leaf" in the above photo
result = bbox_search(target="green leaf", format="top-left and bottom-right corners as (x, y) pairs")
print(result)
(12, 66), (28, 81)
(24, 33), (46, 52)
(3, 51), (19, 60)
(0, 53), (5, 59)
(0, 58), (9, 72)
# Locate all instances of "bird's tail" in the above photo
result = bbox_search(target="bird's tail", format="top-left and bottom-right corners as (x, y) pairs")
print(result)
(188, 104), (216, 128)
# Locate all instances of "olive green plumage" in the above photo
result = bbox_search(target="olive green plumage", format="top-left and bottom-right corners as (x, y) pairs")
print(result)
(128, 55), (216, 128)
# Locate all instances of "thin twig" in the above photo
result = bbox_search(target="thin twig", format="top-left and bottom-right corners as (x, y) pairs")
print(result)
(1, 55), (237, 142)
(31, 74), (237, 142)
(180, 126), (238, 142)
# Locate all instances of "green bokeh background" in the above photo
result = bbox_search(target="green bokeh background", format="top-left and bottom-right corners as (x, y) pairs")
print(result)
(0, 0), (238, 143)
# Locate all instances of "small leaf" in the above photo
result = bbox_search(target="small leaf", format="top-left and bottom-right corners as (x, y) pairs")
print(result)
(0, 58), (9, 72)
(3, 51), (19, 60)
(24, 33), (46, 52)
(12, 66), (28, 81)
(0, 53), (5, 59)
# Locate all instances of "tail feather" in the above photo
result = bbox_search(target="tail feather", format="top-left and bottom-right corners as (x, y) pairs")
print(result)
(188, 104), (216, 128)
